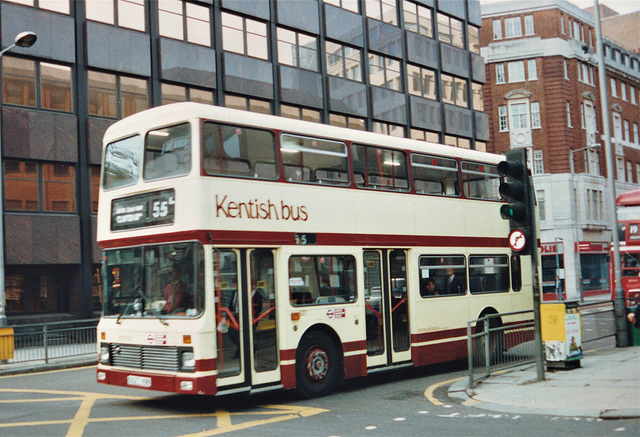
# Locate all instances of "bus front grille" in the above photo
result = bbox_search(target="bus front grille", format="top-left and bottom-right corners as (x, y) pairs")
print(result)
(110, 344), (179, 372)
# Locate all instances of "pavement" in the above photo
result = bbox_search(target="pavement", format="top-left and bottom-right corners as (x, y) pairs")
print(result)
(449, 344), (640, 420)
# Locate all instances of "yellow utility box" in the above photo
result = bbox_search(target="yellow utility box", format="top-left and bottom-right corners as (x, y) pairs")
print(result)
(541, 301), (582, 369)
(0, 327), (15, 360)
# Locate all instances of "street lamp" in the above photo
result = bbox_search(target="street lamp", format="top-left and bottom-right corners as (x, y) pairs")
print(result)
(0, 31), (38, 57)
(569, 143), (601, 303)
(0, 31), (38, 328)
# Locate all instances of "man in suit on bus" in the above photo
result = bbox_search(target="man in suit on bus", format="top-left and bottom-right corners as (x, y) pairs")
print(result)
(445, 268), (464, 295)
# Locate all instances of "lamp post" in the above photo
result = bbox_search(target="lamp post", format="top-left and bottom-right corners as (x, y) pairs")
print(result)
(0, 31), (38, 328)
(569, 143), (601, 303)
(593, 1), (627, 347)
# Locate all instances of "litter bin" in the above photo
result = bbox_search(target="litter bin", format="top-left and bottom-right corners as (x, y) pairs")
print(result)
(627, 306), (640, 346)
(0, 327), (15, 360)
(541, 301), (582, 369)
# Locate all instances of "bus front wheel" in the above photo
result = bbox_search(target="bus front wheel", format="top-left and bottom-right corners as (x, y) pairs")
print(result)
(295, 331), (340, 398)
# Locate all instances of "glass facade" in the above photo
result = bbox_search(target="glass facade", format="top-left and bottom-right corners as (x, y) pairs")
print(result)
(0, 0), (486, 321)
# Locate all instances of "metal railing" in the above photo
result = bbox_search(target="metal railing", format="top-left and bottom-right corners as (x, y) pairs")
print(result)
(0, 319), (98, 365)
(580, 300), (616, 343)
(467, 301), (617, 388)
(467, 310), (536, 388)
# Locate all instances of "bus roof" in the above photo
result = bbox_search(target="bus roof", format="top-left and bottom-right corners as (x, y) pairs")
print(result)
(617, 188), (640, 206)
(103, 102), (505, 165)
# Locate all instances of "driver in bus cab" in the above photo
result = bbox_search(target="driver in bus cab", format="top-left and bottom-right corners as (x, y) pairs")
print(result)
(164, 268), (188, 313)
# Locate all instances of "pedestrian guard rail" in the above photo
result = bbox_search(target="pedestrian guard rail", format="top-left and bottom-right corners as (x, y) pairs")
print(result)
(467, 301), (616, 388)
(0, 319), (99, 365)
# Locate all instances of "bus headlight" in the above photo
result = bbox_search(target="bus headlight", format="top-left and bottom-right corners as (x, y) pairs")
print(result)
(100, 344), (110, 365)
(180, 350), (196, 372)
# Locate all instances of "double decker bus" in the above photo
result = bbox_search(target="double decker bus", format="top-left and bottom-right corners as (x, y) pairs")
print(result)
(612, 188), (640, 307)
(96, 102), (533, 397)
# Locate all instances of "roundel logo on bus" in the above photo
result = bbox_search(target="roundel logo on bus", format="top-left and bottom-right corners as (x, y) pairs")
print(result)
(215, 195), (308, 222)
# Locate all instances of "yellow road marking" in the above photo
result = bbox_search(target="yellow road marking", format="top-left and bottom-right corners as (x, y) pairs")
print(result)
(424, 376), (463, 406)
(0, 388), (328, 436)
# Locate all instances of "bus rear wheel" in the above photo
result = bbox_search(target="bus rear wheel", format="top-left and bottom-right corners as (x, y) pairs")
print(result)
(296, 331), (340, 398)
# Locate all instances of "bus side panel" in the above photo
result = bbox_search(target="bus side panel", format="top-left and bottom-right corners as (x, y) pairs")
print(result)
(280, 349), (297, 390)
(343, 339), (367, 379)
(410, 329), (467, 367)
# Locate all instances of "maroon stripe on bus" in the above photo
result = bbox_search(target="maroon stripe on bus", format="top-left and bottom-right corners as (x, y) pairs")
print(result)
(100, 230), (507, 249)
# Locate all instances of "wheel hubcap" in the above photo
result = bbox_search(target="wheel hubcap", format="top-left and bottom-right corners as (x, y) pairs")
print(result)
(305, 347), (329, 381)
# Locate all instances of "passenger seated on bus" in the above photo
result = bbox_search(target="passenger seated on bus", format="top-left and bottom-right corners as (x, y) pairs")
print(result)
(420, 278), (437, 297)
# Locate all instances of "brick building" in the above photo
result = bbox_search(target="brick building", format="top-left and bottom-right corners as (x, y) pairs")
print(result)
(481, 0), (640, 300)
(1, 0), (488, 323)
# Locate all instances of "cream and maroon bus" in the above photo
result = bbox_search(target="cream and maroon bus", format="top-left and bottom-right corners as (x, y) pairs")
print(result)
(96, 102), (532, 397)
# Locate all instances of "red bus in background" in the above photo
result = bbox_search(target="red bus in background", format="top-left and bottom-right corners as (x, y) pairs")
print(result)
(612, 188), (640, 307)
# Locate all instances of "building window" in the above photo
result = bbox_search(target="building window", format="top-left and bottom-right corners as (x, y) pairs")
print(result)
(366, 0), (397, 25)
(5, 0), (70, 14)
(534, 150), (544, 175)
(437, 13), (464, 48)
(634, 123), (639, 144)
(610, 77), (617, 97)
(472, 83), (483, 111)
(410, 129), (440, 143)
(564, 59), (569, 80)
(158, 0), (211, 46)
(531, 102), (541, 128)
(468, 25), (480, 54)
(624, 120), (630, 143)
(281, 105), (321, 123)
(441, 74), (467, 108)
(407, 64), (436, 100)
(498, 105), (508, 132)
(372, 121), (404, 137)
(86, 0), (145, 31)
(504, 17), (522, 38)
(90, 166), (100, 213)
(507, 61), (525, 83)
(369, 53), (402, 90)
(621, 82), (627, 101)
(326, 42), (362, 82)
(88, 71), (148, 118)
(566, 102), (572, 127)
(161, 83), (214, 105)
(224, 95), (272, 114)
(4, 161), (75, 213)
(2, 57), (73, 112)
(536, 189), (545, 221)
(493, 19), (502, 40)
(329, 113), (365, 130)
(496, 63), (505, 84)
(221, 12), (268, 60)
(510, 102), (529, 130)
(631, 86), (637, 105)
(527, 59), (537, 80)
(560, 13), (565, 34)
(403, 1), (432, 38)
(5, 269), (67, 314)
(277, 28), (318, 71)
(616, 156), (624, 182)
(324, 0), (359, 13)
(636, 163), (640, 184)
(524, 15), (534, 35)
(627, 161), (633, 183)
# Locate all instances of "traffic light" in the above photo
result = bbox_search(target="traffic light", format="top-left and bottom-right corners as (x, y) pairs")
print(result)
(498, 148), (533, 255)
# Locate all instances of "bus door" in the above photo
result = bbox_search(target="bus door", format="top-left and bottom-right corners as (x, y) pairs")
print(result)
(213, 249), (279, 390)
(364, 250), (411, 368)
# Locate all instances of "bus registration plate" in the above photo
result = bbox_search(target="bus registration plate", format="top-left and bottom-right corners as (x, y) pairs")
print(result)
(127, 375), (152, 388)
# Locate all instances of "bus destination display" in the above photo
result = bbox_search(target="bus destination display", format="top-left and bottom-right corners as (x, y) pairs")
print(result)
(111, 189), (175, 231)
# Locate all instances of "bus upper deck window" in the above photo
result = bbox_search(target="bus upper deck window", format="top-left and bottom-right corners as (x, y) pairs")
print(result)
(103, 135), (141, 189)
(143, 123), (192, 181)
(203, 122), (277, 179)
